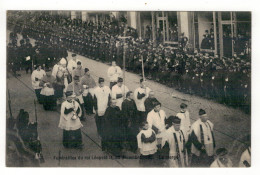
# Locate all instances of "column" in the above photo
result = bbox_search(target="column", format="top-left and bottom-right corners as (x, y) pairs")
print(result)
(213, 12), (218, 55)
(179, 12), (189, 38)
(151, 11), (156, 46)
(71, 11), (76, 20)
(82, 11), (89, 22)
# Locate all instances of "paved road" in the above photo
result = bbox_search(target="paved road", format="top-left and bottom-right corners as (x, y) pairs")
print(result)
(6, 31), (250, 167)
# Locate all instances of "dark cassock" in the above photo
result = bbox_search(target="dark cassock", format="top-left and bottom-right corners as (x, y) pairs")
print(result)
(186, 109), (216, 167)
(144, 92), (158, 115)
(104, 99), (124, 156)
(81, 68), (97, 115)
(39, 67), (56, 110)
(121, 91), (138, 153)
(58, 91), (83, 149)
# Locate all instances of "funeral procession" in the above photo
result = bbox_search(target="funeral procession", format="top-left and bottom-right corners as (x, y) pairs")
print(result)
(6, 11), (251, 167)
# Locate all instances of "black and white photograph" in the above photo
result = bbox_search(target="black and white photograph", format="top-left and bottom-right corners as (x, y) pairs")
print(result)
(2, 0), (257, 169)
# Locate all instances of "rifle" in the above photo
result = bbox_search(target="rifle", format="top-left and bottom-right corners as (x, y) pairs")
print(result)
(7, 89), (16, 129)
(8, 89), (13, 119)
(34, 99), (38, 124)
(33, 99), (45, 163)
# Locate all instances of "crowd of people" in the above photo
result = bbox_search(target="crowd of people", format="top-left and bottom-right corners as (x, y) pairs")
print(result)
(6, 11), (251, 167)
(7, 11), (251, 114)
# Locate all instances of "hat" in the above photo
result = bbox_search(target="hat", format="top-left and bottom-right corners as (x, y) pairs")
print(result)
(172, 116), (181, 124)
(126, 91), (133, 98)
(180, 103), (187, 109)
(65, 91), (75, 98)
(35, 64), (41, 69)
(98, 77), (104, 83)
(166, 115), (181, 125)
(199, 109), (206, 116)
(77, 61), (81, 65)
(216, 148), (228, 157)
(60, 58), (67, 65)
(85, 68), (89, 72)
(153, 100), (161, 108)
(45, 67), (51, 72)
(72, 53), (77, 57)
(73, 75), (80, 80)
(118, 77), (123, 82)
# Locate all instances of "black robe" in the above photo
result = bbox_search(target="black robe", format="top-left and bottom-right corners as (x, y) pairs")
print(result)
(104, 106), (123, 154)
(121, 99), (138, 152)
(144, 97), (158, 115)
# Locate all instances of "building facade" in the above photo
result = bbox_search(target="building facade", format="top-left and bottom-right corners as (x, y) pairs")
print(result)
(57, 11), (251, 58)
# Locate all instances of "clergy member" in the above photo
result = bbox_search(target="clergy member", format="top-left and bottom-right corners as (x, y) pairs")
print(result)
(161, 116), (189, 167)
(111, 77), (129, 110)
(58, 91), (83, 149)
(107, 61), (122, 89)
(93, 77), (111, 149)
(134, 78), (151, 125)
(188, 109), (216, 167)
(31, 64), (46, 104)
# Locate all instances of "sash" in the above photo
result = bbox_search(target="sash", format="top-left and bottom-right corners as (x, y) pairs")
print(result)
(200, 124), (205, 147)
(173, 132), (182, 167)
(180, 130), (187, 167)
(206, 122), (216, 148)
